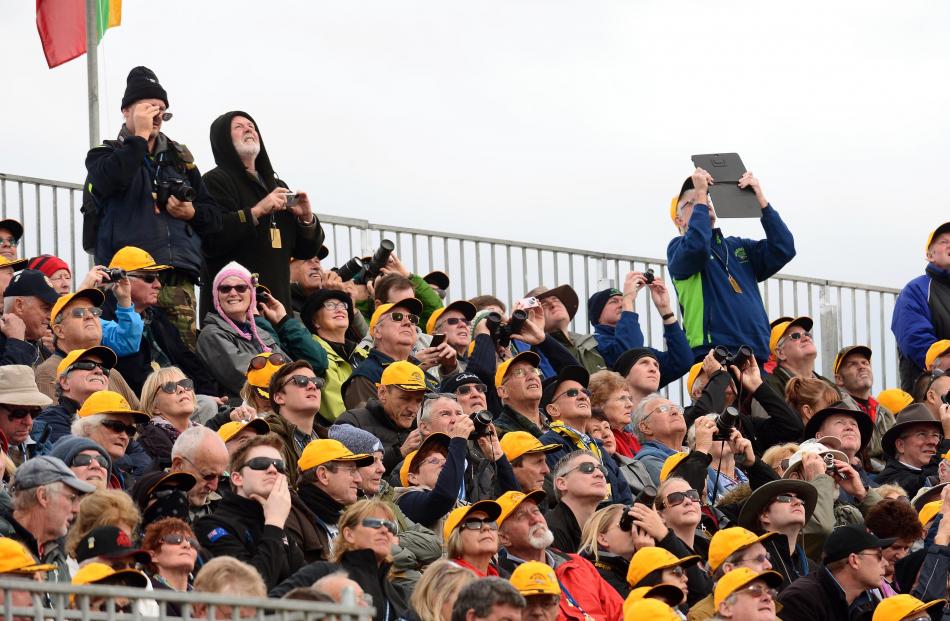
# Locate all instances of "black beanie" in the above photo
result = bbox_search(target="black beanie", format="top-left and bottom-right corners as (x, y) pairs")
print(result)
(121, 66), (168, 110)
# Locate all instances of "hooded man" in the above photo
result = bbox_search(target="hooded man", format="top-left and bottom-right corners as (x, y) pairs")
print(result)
(201, 111), (325, 318)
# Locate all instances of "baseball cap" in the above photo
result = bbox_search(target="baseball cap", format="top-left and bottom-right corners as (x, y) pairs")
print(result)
(217, 419), (270, 443)
(50, 287), (105, 324)
(423, 271), (450, 291)
(108, 246), (171, 272)
(623, 584), (684, 608)
(873, 594), (946, 621)
(379, 360), (427, 391)
(426, 300), (476, 335)
(659, 452), (689, 483)
(12, 455), (95, 494)
(499, 431), (560, 462)
(612, 348), (658, 378)
(509, 561), (560, 596)
(0, 538), (57, 574)
(400, 433), (451, 486)
(686, 362), (704, 394)
(0, 218), (24, 240)
(587, 288), (622, 327)
(77, 390), (149, 424)
(496, 489), (548, 525)
(298, 439), (374, 472)
(5, 269), (60, 306)
(442, 499), (502, 541)
(708, 528), (779, 572)
(926, 340), (950, 371)
(130, 470), (197, 511)
(877, 388), (914, 416)
(626, 547), (700, 588)
(72, 562), (149, 588)
(75, 525), (150, 565)
(439, 372), (484, 394)
(713, 568), (783, 608)
(56, 345), (118, 376)
(833, 345), (872, 375)
(919, 500), (943, 527)
(246, 352), (287, 399)
(495, 351), (541, 389)
(623, 598), (679, 621)
(926, 222), (950, 252)
(0, 256), (29, 272)
(539, 365), (590, 414)
(369, 298), (424, 332)
(822, 524), (896, 564)
(769, 316), (813, 355)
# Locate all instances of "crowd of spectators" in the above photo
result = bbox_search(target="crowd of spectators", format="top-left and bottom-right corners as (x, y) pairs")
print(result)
(1, 64), (950, 621)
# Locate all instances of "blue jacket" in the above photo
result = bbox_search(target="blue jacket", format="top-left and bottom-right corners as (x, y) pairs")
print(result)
(538, 425), (633, 504)
(31, 397), (80, 446)
(633, 440), (680, 486)
(667, 204), (796, 363)
(100, 303), (145, 358)
(892, 263), (950, 370)
(593, 315), (694, 388)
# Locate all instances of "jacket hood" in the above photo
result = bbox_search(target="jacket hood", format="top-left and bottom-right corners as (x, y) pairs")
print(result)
(209, 111), (279, 191)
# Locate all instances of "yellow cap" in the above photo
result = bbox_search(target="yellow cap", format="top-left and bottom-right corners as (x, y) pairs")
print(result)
(496, 490), (548, 526)
(707, 527), (778, 572)
(495, 351), (541, 389)
(623, 598), (679, 621)
(920, 500), (943, 526)
(659, 452), (688, 483)
(926, 340), (950, 371)
(442, 500), (502, 541)
(50, 288), (105, 325)
(0, 537), (57, 574)
(769, 316), (813, 355)
(872, 594), (946, 621)
(298, 439), (374, 472)
(369, 298), (424, 332)
(626, 547), (699, 588)
(925, 222), (950, 252)
(877, 389), (914, 416)
(77, 390), (149, 424)
(399, 433), (451, 486)
(108, 246), (171, 272)
(510, 561), (561, 596)
(56, 346), (117, 376)
(714, 568), (783, 608)
(71, 563), (148, 592)
(425, 300), (476, 335)
(623, 584), (684, 616)
(245, 352), (288, 399)
(0, 256), (28, 271)
(669, 196), (680, 223)
(499, 431), (560, 462)
(217, 419), (270, 443)
(686, 362), (703, 394)
(379, 360), (427, 391)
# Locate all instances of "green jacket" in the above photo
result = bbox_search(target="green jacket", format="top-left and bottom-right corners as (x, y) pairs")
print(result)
(804, 473), (882, 561)
(313, 334), (352, 424)
(550, 330), (608, 374)
(255, 315), (328, 375)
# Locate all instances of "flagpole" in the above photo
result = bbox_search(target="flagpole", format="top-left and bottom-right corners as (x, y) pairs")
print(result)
(85, 0), (100, 148)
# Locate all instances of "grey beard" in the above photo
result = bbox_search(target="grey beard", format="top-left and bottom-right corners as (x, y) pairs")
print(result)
(234, 140), (260, 160)
(528, 526), (554, 550)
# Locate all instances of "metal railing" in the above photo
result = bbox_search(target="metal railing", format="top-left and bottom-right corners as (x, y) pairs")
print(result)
(1, 172), (903, 398)
(0, 578), (372, 621)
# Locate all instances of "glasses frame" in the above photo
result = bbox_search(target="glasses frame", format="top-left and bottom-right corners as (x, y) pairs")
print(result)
(99, 419), (137, 436)
(241, 456), (287, 474)
(159, 378), (195, 394)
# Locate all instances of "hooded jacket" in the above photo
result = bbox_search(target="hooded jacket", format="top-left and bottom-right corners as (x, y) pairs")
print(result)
(201, 111), (324, 317)
(892, 263), (950, 390)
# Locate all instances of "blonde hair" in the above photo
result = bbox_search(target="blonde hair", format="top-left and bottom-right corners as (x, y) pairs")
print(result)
(656, 476), (691, 510)
(588, 370), (628, 410)
(193, 557), (266, 597)
(784, 377), (839, 419)
(239, 382), (271, 413)
(332, 499), (396, 564)
(65, 489), (142, 556)
(141, 367), (193, 417)
(761, 443), (800, 475)
(577, 504), (625, 561)
(875, 483), (909, 500)
(410, 559), (476, 621)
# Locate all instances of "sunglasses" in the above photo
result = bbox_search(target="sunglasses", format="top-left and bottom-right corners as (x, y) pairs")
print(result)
(666, 566), (686, 578)
(67, 360), (109, 374)
(461, 518), (499, 531)
(100, 419), (137, 436)
(554, 387), (591, 401)
(162, 533), (199, 548)
(217, 284), (249, 294)
(361, 517), (398, 534)
(385, 311), (419, 326)
(456, 384), (487, 396)
(282, 375), (325, 390)
(738, 584), (777, 600)
(129, 273), (160, 284)
(774, 494), (804, 506)
(68, 307), (103, 319)
(241, 456), (287, 474)
(661, 489), (701, 509)
(71, 453), (109, 469)
(159, 378), (195, 394)
(439, 317), (470, 327)
(3, 408), (38, 420)
(786, 331), (812, 341)
(562, 461), (605, 477)
(249, 353), (288, 370)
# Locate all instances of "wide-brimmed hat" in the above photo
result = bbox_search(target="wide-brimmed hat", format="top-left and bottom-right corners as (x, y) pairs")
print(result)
(802, 402), (873, 452)
(881, 404), (943, 458)
(738, 480), (818, 533)
(0, 365), (53, 408)
(300, 289), (354, 334)
(527, 284), (579, 320)
(781, 439), (848, 479)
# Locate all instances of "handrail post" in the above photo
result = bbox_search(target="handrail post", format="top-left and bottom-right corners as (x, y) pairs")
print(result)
(819, 284), (840, 378)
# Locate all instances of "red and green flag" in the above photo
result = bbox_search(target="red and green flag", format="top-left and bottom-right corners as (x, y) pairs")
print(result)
(36, 0), (122, 68)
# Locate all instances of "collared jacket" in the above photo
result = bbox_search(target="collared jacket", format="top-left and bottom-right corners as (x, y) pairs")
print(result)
(263, 412), (327, 489)
(777, 566), (876, 621)
(335, 398), (412, 474)
(892, 263), (950, 390)
(32, 397), (81, 446)
(878, 458), (934, 499)
(633, 440), (681, 487)
(0, 333), (39, 367)
(538, 422), (632, 504)
(548, 330), (607, 375)
(803, 473), (882, 561)
(494, 403), (546, 438)
(667, 203), (796, 364)
(593, 314), (694, 387)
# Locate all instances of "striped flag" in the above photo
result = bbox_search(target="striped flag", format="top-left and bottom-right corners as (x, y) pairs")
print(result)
(36, 0), (122, 68)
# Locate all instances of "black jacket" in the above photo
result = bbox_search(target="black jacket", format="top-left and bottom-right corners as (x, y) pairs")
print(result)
(546, 502), (582, 554)
(194, 490), (305, 591)
(32, 397), (80, 446)
(0, 333), (38, 367)
(877, 458), (934, 499)
(580, 551), (630, 598)
(761, 533), (817, 591)
(201, 111), (324, 317)
(335, 399), (412, 474)
(777, 566), (876, 621)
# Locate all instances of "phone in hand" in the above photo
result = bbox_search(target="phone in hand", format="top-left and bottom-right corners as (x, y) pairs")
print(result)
(256, 285), (272, 304)
(429, 333), (446, 348)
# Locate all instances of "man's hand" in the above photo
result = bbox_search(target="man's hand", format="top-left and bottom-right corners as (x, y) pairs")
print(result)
(833, 459), (866, 501)
(132, 103), (160, 140)
(434, 342), (458, 374)
(936, 486), (950, 546)
(78, 266), (110, 291)
(799, 452), (826, 482)
(251, 187), (289, 220)
(629, 503), (669, 542)
(400, 428), (423, 456)
(647, 278), (674, 319)
(622, 271), (646, 308)
(514, 307), (546, 345)
(691, 167), (714, 200)
(732, 354), (763, 393)
(737, 171), (768, 209)
(451, 416), (475, 440)
(229, 404), (257, 422)
(415, 346), (442, 371)
(165, 196), (196, 221)
(258, 474), (292, 528)
(0, 314), (26, 341)
(380, 253), (410, 278)
(257, 295), (288, 325)
(702, 348), (725, 377)
(730, 430), (755, 466)
(694, 416), (716, 454)
(938, 403), (950, 438)
(476, 424), (504, 461)
(113, 274), (132, 308)
(322, 270), (345, 292)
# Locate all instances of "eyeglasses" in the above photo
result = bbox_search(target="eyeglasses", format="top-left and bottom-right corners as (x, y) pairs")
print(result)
(66, 360), (109, 374)
(282, 375), (325, 390)
(561, 461), (606, 477)
(738, 552), (771, 565)
(737, 584), (778, 600)
(129, 273), (161, 284)
(159, 378), (195, 394)
(100, 419), (137, 436)
(461, 518), (499, 531)
(322, 301), (349, 312)
(361, 517), (398, 534)
(384, 311), (419, 326)
(0, 236), (19, 247)
(162, 533), (199, 548)
(249, 353), (288, 370)
(644, 403), (680, 420)
(180, 456), (223, 482)
(420, 456), (446, 468)
(660, 489), (701, 509)
(665, 566), (686, 578)
(900, 430), (943, 442)
(241, 456), (287, 474)
(773, 493), (804, 506)
(553, 388), (591, 401)
(71, 453), (109, 469)
(68, 307), (103, 319)
(506, 367), (543, 382)
(2, 407), (38, 420)
(217, 284), (249, 294)
(438, 317), (470, 327)
(456, 384), (487, 396)
(855, 551), (884, 562)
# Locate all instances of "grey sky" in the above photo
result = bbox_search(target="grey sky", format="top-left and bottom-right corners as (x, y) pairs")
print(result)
(1, 1), (946, 291)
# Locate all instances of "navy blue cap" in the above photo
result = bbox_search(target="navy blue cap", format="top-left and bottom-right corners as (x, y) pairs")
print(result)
(587, 288), (622, 326)
(4, 269), (59, 306)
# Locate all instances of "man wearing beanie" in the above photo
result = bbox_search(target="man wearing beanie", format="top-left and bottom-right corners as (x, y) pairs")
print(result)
(84, 66), (223, 351)
(48, 436), (113, 490)
(587, 270), (692, 383)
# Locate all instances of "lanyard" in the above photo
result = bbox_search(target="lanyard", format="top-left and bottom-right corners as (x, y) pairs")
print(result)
(556, 579), (594, 621)
(710, 233), (743, 294)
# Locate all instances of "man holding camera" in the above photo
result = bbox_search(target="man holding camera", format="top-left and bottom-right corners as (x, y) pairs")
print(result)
(201, 111), (324, 318)
(526, 284), (606, 374)
(85, 66), (222, 350)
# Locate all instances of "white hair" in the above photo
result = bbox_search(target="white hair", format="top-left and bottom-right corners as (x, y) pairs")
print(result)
(172, 425), (220, 460)
(417, 393), (458, 426)
(71, 413), (106, 437)
(3, 296), (20, 313)
(631, 392), (665, 443)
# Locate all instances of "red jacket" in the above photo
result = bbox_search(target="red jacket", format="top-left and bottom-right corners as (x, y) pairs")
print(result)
(552, 552), (624, 621)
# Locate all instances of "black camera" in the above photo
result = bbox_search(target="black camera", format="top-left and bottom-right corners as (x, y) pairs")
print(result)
(712, 345), (753, 370)
(103, 268), (127, 283)
(713, 406), (739, 442)
(363, 240), (395, 283)
(619, 485), (657, 531)
(644, 268), (655, 284)
(485, 310), (528, 348)
(256, 286), (271, 303)
(334, 257), (366, 283)
(155, 178), (196, 210)
(470, 410), (495, 438)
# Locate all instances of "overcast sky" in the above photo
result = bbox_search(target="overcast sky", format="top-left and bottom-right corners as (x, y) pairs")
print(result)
(1, 1), (946, 294)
